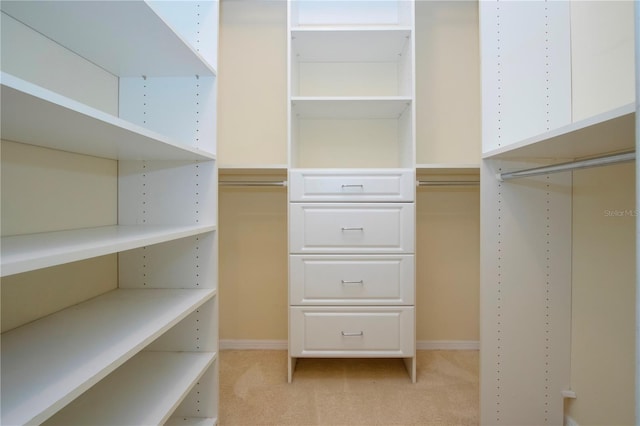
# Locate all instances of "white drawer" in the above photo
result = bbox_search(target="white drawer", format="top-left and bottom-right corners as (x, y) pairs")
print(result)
(289, 203), (415, 254)
(289, 255), (414, 305)
(289, 169), (415, 202)
(290, 306), (415, 357)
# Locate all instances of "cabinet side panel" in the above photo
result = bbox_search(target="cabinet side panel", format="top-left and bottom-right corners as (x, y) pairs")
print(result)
(570, 0), (636, 122)
(0, 12), (118, 115)
(480, 160), (571, 425)
(479, 1), (571, 153)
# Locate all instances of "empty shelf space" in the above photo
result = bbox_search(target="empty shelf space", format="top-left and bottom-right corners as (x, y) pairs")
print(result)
(1, 224), (216, 277)
(0, 1), (215, 77)
(483, 103), (636, 160)
(44, 351), (216, 426)
(1, 288), (216, 426)
(1, 73), (215, 161)
(292, 97), (412, 119)
(291, 28), (412, 62)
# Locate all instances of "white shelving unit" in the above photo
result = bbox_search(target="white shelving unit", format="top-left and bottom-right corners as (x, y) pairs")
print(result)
(287, 0), (416, 383)
(479, 1), (636, 424)
(1, 1), (219, 424)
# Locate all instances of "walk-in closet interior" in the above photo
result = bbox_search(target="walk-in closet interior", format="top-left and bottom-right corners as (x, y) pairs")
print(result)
(1, 1), (637, 425)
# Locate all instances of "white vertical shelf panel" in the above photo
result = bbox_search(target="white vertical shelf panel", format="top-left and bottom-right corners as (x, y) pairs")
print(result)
(480, 160), (572, 425)
(480, 0), (571, 152)
(0, 0), (215, 76)
(118, 160), (217, 227)
(43, 351), (216, 426)
(119, 233), (217, 292)
(119, 76), (217, 154)
(1, 288), (215, 426)
(170, 355), (219, 420)
(147, 0), (220, 71)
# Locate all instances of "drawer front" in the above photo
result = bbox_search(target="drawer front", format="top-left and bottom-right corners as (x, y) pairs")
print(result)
(290, 307), (415, 356)
(289, 255), (414, 305)
(289, 169), (415, 202)
(289, 203), (415, 253)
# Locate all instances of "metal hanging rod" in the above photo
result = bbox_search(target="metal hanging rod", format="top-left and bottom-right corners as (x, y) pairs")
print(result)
(219, 180), (287, 187)
(417, 180), (479, 187)
(497, 151), (636, 181)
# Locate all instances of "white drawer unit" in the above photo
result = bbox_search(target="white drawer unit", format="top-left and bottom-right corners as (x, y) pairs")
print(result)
(289, 255), (415, 305)
(289, 169), (415, 202)
(290, 307), (415, 357)
(289, 203), (415, 254)
(287, 0), (416, 384)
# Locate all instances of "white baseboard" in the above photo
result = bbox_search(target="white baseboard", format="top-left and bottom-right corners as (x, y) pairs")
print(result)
(220, 339), (287, 350)
(565, 415), (579, 426)
(220, 339), (479, 351)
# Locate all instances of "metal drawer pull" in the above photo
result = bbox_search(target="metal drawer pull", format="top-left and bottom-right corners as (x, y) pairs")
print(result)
(341, 184), (364, 188)
(341, 280), (364, 285)
(341, 227), (364, 231)
(341, 331), (364, 337)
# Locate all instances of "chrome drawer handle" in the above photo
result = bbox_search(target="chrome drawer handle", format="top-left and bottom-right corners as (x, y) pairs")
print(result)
(341, 227), (364, 231)
(341, 331), (364, 337)
(341, 280), (364, 285)
(341, 184), (364, 189)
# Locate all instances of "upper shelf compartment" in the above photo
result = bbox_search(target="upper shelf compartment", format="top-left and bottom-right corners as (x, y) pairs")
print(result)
(291, 29), (413, 97)
(0, 73), (215, 161)
(483, 103), (636, 160)
(0, 0), (217, 77)
(290, 0), (413, 28)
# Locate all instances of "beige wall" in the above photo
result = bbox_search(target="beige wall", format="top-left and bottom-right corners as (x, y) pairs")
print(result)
(570, 0), (635, 122)
(416, 186), (480, 341)
(217, 0), (482, 343)
(415, 1), (481, 165)
(218, 185), (288, 340)
(217, 0), (288, 167)
(567, 163), (635, 425)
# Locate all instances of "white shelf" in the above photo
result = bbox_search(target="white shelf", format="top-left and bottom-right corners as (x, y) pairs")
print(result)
(0, 1), (216, 77)
(291, 28), (411, 62)
(1, 288), (216, 426)
(292, 97), (412, 119)
(1, 73), (216, 161)
(44, 351), (216, 426)
(483, 103), (636, 160)
(1, 224), (216, 277)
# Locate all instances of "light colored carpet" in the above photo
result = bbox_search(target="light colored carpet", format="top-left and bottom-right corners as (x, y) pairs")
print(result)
(219, 350), (479, 425)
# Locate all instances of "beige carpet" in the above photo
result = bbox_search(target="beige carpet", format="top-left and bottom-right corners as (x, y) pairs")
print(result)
(219, 350), (479, 425)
